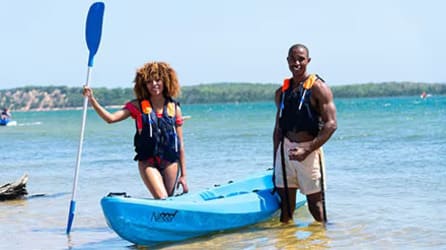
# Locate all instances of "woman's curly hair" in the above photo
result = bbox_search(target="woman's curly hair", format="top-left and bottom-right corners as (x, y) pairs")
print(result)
(133, 61), (181, 100)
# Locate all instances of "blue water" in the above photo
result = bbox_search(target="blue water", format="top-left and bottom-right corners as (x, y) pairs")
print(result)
(1, 96), (445, 249)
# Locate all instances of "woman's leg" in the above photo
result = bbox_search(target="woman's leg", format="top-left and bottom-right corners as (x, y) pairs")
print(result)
(138, 161), (168, 199)
(161, 162), (180, 196)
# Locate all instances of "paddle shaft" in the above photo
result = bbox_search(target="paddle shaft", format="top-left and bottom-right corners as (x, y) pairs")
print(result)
(71, 67), (92, 199)
(66, 67), (92, 234)
(280, 137), (293, 219)
(66, 2), (104, 235)
(319, 148), (328, 222)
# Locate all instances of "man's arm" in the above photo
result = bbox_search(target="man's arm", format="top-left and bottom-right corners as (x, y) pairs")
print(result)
(309, 79), (337, 151)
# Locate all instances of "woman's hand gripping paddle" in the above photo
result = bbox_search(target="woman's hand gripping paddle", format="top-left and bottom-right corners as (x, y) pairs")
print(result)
(66, 2), (105, 235)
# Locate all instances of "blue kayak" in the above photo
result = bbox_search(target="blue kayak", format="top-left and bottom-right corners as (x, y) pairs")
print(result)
(101, 170), (306, 246)
(0, 118), (9, 126)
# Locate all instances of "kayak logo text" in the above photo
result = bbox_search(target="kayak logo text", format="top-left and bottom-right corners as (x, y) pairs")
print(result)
(151, 210), (178, 223)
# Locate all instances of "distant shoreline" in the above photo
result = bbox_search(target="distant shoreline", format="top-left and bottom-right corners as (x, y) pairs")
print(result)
(1, 82), (445, 111)
(8, 95), (442, 113)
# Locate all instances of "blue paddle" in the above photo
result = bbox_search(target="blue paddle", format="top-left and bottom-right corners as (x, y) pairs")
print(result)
(66, 2), (105, 235)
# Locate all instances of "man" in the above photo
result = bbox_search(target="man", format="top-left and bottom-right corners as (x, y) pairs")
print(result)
(273, 43), (337, 223)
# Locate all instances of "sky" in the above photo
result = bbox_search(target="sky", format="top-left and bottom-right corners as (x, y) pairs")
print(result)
(1, 0), (445, 89)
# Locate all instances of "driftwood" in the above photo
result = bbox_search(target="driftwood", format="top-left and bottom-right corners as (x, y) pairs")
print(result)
(0, 174), (28, 201)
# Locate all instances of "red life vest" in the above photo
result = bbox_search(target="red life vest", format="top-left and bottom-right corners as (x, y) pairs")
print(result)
(126, 99), (180, 162)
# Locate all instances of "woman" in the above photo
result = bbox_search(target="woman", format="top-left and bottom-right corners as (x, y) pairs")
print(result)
(83, 61), (188, 198)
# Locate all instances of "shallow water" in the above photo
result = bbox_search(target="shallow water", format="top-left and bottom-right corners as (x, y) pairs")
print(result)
(1, 96), (445, 249)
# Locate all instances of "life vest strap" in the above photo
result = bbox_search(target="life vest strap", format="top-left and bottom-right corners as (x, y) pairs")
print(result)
(125, 102), (143, 131)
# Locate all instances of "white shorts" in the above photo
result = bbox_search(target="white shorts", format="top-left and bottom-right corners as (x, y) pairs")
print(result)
(274, 137), (326, 195)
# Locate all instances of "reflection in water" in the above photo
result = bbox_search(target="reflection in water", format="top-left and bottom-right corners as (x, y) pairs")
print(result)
(269, 221), (329, 250)
(259, 206), (330, 250)
(153, 206), (330, 250)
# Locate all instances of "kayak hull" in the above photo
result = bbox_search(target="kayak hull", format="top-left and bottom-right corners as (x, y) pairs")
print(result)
(101, 170), (306, 246)
(0, 118), (9, 126)
(0, 119), (16, 126)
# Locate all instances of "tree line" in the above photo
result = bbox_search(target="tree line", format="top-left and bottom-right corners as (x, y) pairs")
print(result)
(0, 82), (445, 110)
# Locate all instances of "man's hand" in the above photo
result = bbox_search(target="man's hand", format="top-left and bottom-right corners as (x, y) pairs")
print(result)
(288, 145), (311, 162)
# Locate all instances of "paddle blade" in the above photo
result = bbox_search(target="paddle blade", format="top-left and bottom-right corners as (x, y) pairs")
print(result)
(66, 200), (76, 234)
(85, 2), (105, 67)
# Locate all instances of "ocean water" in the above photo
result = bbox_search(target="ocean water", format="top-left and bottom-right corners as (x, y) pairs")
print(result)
(0, 96), (445, 249)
